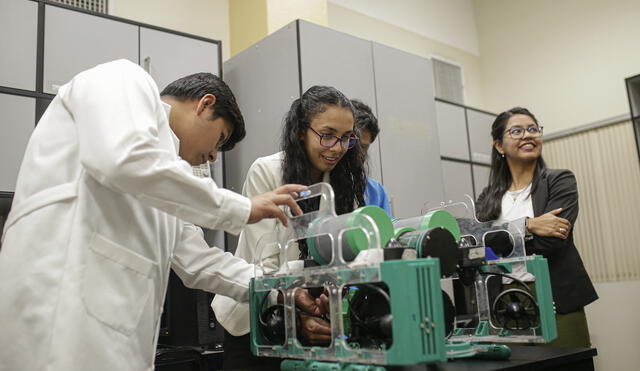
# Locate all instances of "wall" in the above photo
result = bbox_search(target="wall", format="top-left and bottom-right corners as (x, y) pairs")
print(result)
(109, 0), (231, 61)
(474, 0), (640, 134)
(586, 280), (640, 371)
(329, 0), (479, 55)
(544, 121), (640, 370)
(229, 0), (268, 57)
(267, 0), (328, 33)
(327, 2), (486, 109)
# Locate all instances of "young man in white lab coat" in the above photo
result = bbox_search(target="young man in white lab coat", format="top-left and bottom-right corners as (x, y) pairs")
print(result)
(0, 59), (305, 371)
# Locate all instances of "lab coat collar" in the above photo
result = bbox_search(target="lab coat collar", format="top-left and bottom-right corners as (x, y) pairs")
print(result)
(160, 101), (180, 155)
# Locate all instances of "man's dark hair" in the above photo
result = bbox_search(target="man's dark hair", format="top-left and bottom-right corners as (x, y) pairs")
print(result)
(161, 73), (245, 151)
(351, 99), (379, 142)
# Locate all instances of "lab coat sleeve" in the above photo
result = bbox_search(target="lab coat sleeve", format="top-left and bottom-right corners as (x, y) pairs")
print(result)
(234, 157), (283, 271)
(171, 223), (258, 302)
(60, 60), (249, 234)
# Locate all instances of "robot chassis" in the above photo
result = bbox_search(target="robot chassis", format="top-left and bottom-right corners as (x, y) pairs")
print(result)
(248, 183), (557, 370)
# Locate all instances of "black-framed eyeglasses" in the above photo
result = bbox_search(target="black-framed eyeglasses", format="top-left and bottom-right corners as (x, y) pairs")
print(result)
(308, 127), (359, 149)
(504, 125), (544, 139)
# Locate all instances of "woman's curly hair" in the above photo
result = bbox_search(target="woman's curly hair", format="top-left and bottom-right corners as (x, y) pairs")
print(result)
(280, 85), (366, 215)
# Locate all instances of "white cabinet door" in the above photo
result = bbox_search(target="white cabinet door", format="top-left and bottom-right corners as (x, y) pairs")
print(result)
(140, 27), (220, 92)
(43, 4), (138, 94)
(222, 23), (299, 194)
(298, 21), (382, 182)
(441, 160), (474, 204)
(473, 164), (491, 199)
(0, 94), (36, 192)
(0, 0), (38, 91)
(467, 110), (495, 165)
(372, 42), (444, 218)
(436, 101), (470, 161)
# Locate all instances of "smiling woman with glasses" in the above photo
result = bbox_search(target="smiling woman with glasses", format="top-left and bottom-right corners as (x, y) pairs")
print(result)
(212, 85), (367, 369)
(504, 124), (544, 139)
(475, 107), (598, 348)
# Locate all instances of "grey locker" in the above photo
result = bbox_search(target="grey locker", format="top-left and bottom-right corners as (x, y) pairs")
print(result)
(467, 109), (495, 165)
(372, 42), (444, 217)
(473, 164), (491, 199)
(441, 160), (474, 204)
(139, 27), (220, 91)
(298, 21), (376, 109)
(298, 21), (382, 182)
(0, 94), (36, 192)
(43, 4), (138, 94)
(0, 0), (38, 91)
(435, 101), (470, 160)
(223, 23), (300, 194)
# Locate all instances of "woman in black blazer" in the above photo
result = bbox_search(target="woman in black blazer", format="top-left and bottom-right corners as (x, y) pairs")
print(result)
(476, 107), (598, 347)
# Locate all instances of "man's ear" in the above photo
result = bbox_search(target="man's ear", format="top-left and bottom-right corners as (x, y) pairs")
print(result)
(196, 94), (217, 115)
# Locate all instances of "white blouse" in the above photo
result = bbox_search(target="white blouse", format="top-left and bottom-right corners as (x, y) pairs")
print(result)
(495, 183), (534, 225)
(494, 183), (535, 282)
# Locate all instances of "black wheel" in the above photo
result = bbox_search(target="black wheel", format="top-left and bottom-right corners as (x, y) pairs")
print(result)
(491, 288), (540, 331)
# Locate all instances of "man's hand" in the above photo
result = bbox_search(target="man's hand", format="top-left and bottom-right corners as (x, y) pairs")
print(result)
(295, 288), (330, 316)
(528, 208), (572, 239)
(297, 312), (332, 345)
(294, 288), (332, 345)
(248, 184), (307, 227)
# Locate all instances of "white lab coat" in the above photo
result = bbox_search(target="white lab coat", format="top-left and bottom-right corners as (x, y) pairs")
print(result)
(0, 60), (254, 371)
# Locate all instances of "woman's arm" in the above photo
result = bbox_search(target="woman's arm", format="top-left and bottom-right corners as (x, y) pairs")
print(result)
(526, 170), (579, 256)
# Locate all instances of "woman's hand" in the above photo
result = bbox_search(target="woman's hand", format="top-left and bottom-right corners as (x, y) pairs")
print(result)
(528, 208), (571, 239)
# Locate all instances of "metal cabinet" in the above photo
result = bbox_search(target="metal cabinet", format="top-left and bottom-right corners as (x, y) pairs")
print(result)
(223, 20), (384, 194)
(473, 164), (490, 198)
(467, 110), (495, 165)
(298, 21), (382, 182)
(0, 94), (36, 192)
(43, 4), (139, 94)
(223, 20), (442, 218)
(435, 100), (496, 201)
(223, 24), (300, 194)
(298, 22), (376, 104)
(372, 42), (443, 217)
(435, 101), (470, 161)
(441, 160), (474, 203)
(0, 0), (38, 91)
(140, 27), (220, 91)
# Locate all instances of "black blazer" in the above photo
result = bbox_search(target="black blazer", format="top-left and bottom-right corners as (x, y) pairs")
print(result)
(478, 168), (598, 314)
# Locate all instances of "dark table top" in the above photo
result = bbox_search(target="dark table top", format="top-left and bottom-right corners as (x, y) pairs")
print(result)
(392, 346), (597, 371)
(226, 346), (597, 371)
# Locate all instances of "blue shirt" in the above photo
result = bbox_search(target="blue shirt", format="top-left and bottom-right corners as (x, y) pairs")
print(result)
(365, 178), (392, 218)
